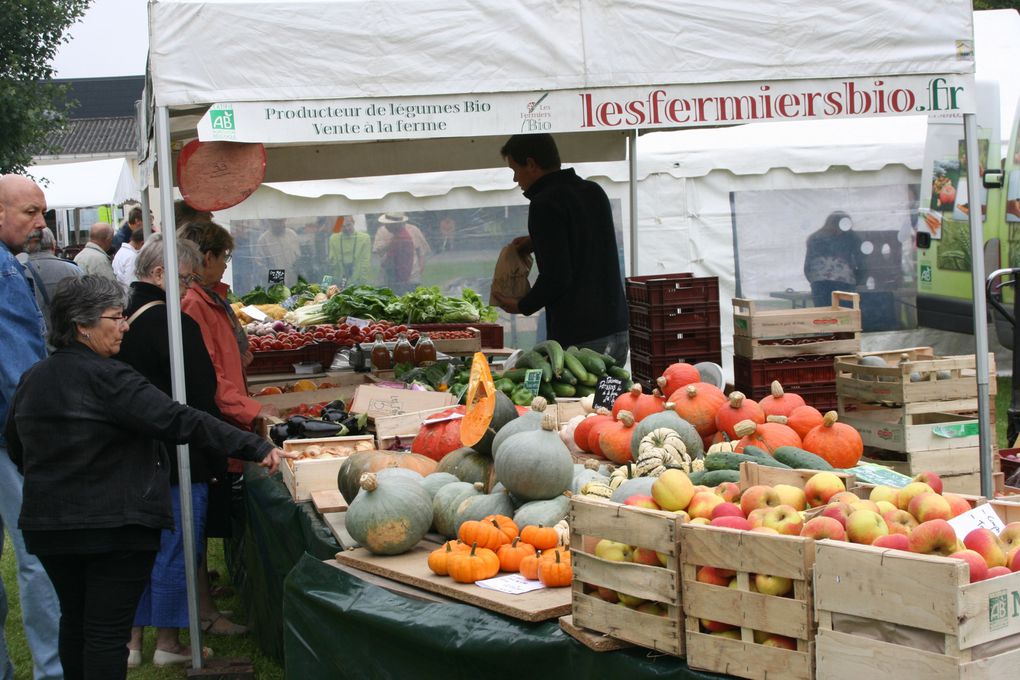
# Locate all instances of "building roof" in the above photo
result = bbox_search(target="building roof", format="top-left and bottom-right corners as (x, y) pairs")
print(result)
(55, 75), (145, 119)
(43, 117), (137, 157)
(40, 76), (144, 158)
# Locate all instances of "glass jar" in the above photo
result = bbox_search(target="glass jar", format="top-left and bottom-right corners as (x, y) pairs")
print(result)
(414, 332), (437, 365)
(392, 332), (415, 366)
(370, 333), (391, 370)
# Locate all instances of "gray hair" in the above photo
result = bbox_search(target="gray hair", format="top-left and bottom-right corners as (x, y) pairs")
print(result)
(48, 275), (126, 349)
(134, 233), (202, 279)
(24, 227), (55, 254)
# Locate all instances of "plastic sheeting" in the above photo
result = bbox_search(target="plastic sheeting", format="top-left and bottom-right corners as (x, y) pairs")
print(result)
(283, 554), (731, 680)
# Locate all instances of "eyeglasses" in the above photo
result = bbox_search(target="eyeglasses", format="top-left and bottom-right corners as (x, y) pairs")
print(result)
(223, 252), (232, 263)
(100, 315), (128, 323)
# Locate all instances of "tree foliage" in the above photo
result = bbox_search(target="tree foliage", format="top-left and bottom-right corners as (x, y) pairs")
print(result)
(973, 1), (1019, 9)
(0, 1), (92, 174)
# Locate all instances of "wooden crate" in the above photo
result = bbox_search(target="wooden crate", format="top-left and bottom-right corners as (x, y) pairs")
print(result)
(733, 292), (861, 340)
(738, 461), (856, 492)
(681, 524), (816, 680)
(568, 496), (684, 656)
(734, 334), (860, 361)
(814, 503), (1020, 680)
(280, 435), (375, 501)
(429, 326), (482, 355)
(838, 403), (981, 453)
(834, 347), (996, 406)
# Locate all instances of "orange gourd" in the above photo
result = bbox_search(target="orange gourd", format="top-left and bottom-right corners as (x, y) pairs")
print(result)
(496, 537), (535, 572)
(657, 363), (701, 398)
(715, 391), (765, 440)
(447, 543), (500, 583)
(802, 411), (864, 468)
(460, 352), (497, 449)
(757, 381), (806, 418)
(586, 415), (618, 457)
(597, 411), (637, 464)
(733, 417), (802, 453)
(574, 408), (612, 452)
(538, 550), (573, 588)
(670, 383), (727, 439)
(611, 384), (663, 422)
(540, 546), (570, 562)
(427, 541), (470, 576)
(520, 524), (559, 551)
(786, 405), (824, 440)
(482, 514), (519, 544)
(458, 518), (509, 551)
(519, 551), (542, 580)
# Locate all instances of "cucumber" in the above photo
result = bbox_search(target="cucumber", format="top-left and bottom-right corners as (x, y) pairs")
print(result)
(500, 368), (529, 382)
(517, 351), (552, 383)
(607, 366), (630, 380)
(772, 446), (835, 471)
(532, 340), (565, 378)
(739, 455), (792, 469)
(687, 470), (708, 485)
(559, 367), (578, 385)
(561, 350), (590, 384)
(538, 382), (556, 403)
(578, 371), (598, 387)
(550, 382), (576, 397)
(700, 469), (742, 486)
(581, 347), (617, 368)
(704, 452), (753, 471)
(741, 445), (773, 459)
(573, 384), (596, 398)
(569, 346), (606, 376)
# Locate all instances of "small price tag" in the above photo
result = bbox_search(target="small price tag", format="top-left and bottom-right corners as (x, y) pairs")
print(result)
(947, 504), (1007, 541)
(346, 316), (370, 328)
(241, 305), (268, 322)
(844, 463), (913, 488)
(523, 369), (544, 397)
(593, 375), (627, 411)
(475, 573), (546, 594)
(268, 269), (285, 284)
(320, 274), (334, 288)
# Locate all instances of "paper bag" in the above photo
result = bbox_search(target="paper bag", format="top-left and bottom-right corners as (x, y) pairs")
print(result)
(489, 243), (533, 305)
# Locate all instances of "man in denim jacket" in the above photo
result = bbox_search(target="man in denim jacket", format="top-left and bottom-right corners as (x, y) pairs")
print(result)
(0, 175), (62, 680)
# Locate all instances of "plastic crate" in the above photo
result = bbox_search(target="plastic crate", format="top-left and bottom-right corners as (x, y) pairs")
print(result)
(626, 273), (719, 306)
(630, 349), (723, 391)
(628, 300), (721, 333)
(629, 327), (721, 358)
(248, 341), (338, 375)
(733, 354), (838, 393)
(409, 322), (504, 349)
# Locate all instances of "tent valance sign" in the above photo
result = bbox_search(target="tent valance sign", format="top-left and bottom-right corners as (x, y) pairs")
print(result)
(198, 76), (976, 145)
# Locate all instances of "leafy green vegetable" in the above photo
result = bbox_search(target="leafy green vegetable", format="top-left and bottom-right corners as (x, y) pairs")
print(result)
(266, 283), (292, 303)
(240, 286), (275, 305)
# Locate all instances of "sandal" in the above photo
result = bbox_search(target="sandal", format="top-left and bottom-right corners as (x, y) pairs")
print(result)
(200, 614), (248, 636)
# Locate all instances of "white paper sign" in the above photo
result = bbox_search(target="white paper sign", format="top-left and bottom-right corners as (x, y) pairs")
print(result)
(421, 413), (464, 426)
(474, 574), (546, 595)
(241, 305), (268, 322)
(346, 316), (370, 328)
(947, 504), (1006, 541)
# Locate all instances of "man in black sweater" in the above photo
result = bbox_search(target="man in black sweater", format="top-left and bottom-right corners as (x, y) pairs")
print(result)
(494, 134), (629, 365)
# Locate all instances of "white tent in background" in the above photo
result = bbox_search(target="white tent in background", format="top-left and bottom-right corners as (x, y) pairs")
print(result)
(30, 157), (137, 209)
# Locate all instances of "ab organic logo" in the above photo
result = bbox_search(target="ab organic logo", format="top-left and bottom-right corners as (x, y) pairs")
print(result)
(210, 107), (235, 131)
(920, 264), (933, 286)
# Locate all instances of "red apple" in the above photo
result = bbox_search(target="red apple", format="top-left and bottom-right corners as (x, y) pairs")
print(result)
(631, 547), (661, 566)
(687, 491), (725, 520)
(907, 492), (952, 523)
(623, 494), (661, 510)
(1006, 546), (1020, 572)
(948, 549), (989, 582)
(799, 516), (846, 541)
(912, 471), (943, 495)
(896, 482), (934, 511)
(711, 516), (752, 531)
(714, 481), (741, 503)
(872, 533), (910, 551)
(803, 472), (846, 508)
(998, 522), (1020, 553)
(908, 519), (958, 556)
(740, 485), (781, 517)
(762, 504), (804, 536)
(772, 484), (807, 511)
(963, 528), (1007, 568)
(711, 502), (745, 520)
(821, 502), (854, 529)
(846, 509), (889, 545)
(696, 565), (736, 586)
(882, 509), (919, 536)
(760, 634), (797, 650)
(987, 566), (1013, 579)
(943, 493), (973, 518)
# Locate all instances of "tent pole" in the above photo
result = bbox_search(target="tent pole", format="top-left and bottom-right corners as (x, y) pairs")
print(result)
(628, 129), (638, 276)
(155, 105), (204, 668)
(963, 113), (994, 498)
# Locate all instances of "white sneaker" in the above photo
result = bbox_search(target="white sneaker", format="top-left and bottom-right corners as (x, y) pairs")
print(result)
(127, 649), (142, 668)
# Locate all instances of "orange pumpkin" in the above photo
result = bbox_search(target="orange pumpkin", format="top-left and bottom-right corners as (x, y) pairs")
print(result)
(482, 514), (519, 542)
(519, 551), (542, 580)
(427, 541), (470, 576)
(670, 383), (727, 439)
(802, 411), (863, 468)
(458, 518), (509, 551)
(447, 543), (500, 583)
(733, 418), (802, 453)
(574, 408), (612, 452)
(460, 352), (497, 449)
(520, 524), (560, 551)
(586, 416), (619, 457)
(496, 537), (536, 572)
(411, 406), (466, 461)
(597, 411), (637, 464)
(786, 405), (824, 440)
(539, 546), (570, 562)
(611, 384), (663, 422)
(757, 381), (806, 418)
(538, 550), (573, 588)
(715, 391), (765, 440)
(657, 362), (701, 398)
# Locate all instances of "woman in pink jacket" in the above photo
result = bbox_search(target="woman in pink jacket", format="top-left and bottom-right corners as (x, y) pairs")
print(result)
(177, 220), (273, 635)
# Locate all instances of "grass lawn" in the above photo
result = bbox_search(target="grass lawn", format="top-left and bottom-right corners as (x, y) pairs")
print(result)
(2, 539), (284, 680)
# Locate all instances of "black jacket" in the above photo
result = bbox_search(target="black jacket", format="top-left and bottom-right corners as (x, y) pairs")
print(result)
(116, 281), (224, 485)
(6, 342), (272, 533)
(517, 168), (628, 346)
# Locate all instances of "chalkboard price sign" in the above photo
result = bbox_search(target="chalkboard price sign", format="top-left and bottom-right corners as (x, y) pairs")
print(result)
(593, 375), (627, 411)
(268, 269), (285, 284)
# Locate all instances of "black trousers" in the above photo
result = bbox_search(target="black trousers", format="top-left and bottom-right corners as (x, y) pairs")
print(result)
(38, 550), (156, 680)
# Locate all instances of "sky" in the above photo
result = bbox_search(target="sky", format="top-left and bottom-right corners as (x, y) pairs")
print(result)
(50, 0), (148, 78)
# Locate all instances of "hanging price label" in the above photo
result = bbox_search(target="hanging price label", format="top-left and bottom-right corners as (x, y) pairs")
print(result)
(593, 375), (627, 411)
(523, 369), (544, 397)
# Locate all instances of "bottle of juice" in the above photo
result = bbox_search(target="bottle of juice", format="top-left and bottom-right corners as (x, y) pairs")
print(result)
(370, 333), (391, 370)
(393, 332), (415, 366)
(414, 332), (437, 365)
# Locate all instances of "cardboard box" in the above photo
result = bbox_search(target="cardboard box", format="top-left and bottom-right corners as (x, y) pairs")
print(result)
(279, 435), (374, 501)
(349, 384), (457, 420)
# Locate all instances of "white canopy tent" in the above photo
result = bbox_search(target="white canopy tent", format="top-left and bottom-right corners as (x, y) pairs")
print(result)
(145, 0), (986, 664)
(29, 157), (137, 210)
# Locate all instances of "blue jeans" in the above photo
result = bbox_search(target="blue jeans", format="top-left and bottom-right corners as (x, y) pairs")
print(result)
(0, 448), (63, 680)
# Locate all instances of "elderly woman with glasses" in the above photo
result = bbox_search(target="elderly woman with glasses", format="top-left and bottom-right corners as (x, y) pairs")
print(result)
(5, 275), (293, 680)
(115, 235), (225, 667)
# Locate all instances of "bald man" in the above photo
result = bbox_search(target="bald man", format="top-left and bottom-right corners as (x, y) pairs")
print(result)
(0, 175), (63, 680)
(73, 221), (118, 282)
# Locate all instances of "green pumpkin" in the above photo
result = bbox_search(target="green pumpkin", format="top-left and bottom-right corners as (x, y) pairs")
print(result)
(346, 473), (433, 555)
(432, 480), (483, 538)
(491, 397), (548, 460)
(630, 406), (703, 460)
(494, 413), (573, 502)
(452, 490), (516, 535)
(337, 450), (437, 504)
(435, 447), (495, 491)
(513, 495), (571, 528)
(609, 476), (656, 503)
(419, 472), (461, 500)
(472, 391), (520, 457)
